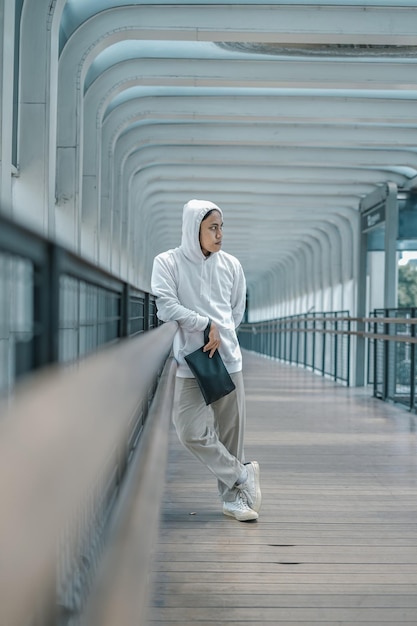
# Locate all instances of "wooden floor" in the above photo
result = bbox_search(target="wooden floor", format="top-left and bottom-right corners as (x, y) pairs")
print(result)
(146, 351), (417, 625)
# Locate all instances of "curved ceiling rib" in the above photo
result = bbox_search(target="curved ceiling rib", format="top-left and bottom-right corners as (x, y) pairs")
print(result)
(56, 1), (417, 315)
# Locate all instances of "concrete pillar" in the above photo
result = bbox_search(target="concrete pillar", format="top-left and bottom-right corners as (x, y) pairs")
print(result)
(0, 0), (15, 215)
(355, 211), (367, 386)
(368, 251), (385, 311)
(355, 182), (398, 386)
(384, 182), (398, 399)
(384, 182), (398, 308)
(13, 0), (66, 237)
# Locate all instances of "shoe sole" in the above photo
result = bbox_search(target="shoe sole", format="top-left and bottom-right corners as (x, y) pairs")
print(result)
(223, 508), (258, 522)
(248, 461), (262, 513)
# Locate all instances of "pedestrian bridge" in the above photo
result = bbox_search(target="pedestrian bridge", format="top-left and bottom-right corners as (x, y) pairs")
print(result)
(2, 327), (417, 626)
(2, 1), (417, 624)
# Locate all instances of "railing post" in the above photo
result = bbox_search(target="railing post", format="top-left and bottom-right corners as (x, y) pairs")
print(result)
(304, 315), (308, 368)
(278, 320), (281, 359)
(296, 316), (300, 365)
(282, 319), (286, 360)
(312, 313), (316, 373)
(411, 308), (416, 412)
(373, 313), (378, 398)
(383, 308), (389, 401)
(346, 317), (351, 387)
(144, 292), (150, 331)
(274, 320), (278, 358)
(33, 242), (61, 367)
(120, 283), (130, 338)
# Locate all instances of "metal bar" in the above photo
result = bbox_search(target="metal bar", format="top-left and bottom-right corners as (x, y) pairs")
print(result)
(0, 214), (48, 266)
(383, 309), (389, 401)
(373, 315), (378, 398)
(411, 308), (416, 412)
(346, 319), (351, 387)
(32, 243), (61, 367)
(304, 315), (307, 369)
(120, 284), (130, 338)
(312, 314), (316, 373)
(60, 249), (124, 294)
(240, 316), (417, 326)
(144, 292), (150, 331)
(241, 326), (417, 343)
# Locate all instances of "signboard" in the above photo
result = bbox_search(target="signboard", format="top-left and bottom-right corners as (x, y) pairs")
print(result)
(361, 203), (385, 233)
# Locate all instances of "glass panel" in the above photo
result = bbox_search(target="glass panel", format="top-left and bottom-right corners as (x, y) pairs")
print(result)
(0, 252), (34, 396)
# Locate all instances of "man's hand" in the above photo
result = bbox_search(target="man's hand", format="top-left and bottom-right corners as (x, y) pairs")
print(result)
(203, 321), (221, 358)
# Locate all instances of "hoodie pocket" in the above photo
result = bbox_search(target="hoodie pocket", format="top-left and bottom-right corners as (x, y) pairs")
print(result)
(179, 330), (205, 360)
(218, 326), (240, 363)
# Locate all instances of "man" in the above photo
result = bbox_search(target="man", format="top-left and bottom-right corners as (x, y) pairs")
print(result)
(151, 199), (261, 521)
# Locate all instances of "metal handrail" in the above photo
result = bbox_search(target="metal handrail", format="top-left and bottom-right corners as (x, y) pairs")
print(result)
(239, 311), (417, 404)
(240, 318), (417, 327)
(238, 311), (351, 385)
(84, 357), (177, 626)
(0, 321), (177, 626)
(241, 326), (417, 342)
(240, 314), (417, 338)
(0, 213), (159, 395)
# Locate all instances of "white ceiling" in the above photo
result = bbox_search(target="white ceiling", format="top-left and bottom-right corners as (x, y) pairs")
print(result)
(57, 1), (417, 303)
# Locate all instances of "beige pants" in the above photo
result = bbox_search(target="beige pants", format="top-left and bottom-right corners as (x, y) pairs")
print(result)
(173, 371), (246, 502)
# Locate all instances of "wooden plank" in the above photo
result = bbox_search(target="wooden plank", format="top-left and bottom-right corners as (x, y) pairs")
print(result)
(149, 607), (417, 621)
(153, 563), (417, 573)
(151, 582), (417, 595)
(150, 593), (417, 608)
(148, 623), (416, 626)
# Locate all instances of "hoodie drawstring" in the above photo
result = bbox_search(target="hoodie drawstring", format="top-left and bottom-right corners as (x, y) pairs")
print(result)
(199, 257), (214, 300)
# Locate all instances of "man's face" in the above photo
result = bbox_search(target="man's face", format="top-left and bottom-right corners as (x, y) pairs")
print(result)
(199, 210), (223, 257)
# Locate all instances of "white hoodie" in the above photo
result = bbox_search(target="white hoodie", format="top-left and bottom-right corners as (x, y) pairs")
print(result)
(151, 199), (246, 377)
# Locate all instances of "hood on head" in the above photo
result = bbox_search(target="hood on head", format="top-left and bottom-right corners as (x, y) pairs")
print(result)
(180, 199), (223, 262)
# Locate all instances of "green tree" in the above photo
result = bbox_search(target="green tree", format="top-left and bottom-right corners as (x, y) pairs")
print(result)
(398, 263), (417, 307)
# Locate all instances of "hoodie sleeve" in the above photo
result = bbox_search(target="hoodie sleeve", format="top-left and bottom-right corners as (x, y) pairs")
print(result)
(231, 261), (247, 328)
(151, 253), (209, 332)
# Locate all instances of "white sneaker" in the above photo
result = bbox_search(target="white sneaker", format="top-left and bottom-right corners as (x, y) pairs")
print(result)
(237, 461), (262, 513)
(223, 493), (258, 522)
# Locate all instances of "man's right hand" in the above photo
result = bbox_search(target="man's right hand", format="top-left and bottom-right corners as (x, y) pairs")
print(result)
(203, 321), (221, 358)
